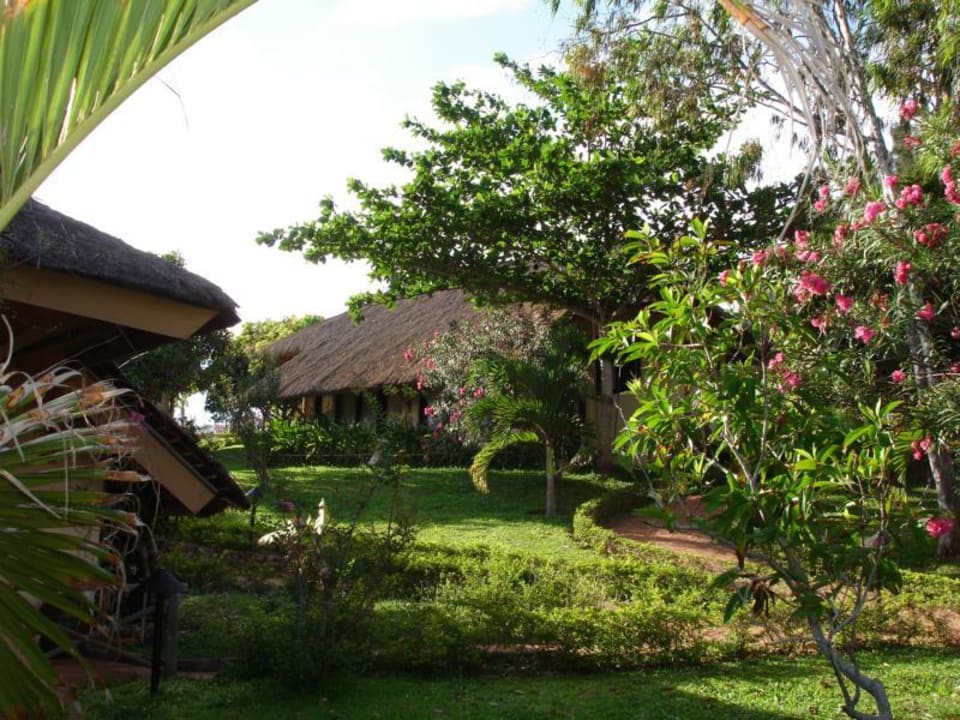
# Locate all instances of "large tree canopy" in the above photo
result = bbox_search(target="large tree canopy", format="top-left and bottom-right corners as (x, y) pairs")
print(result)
(259, 53), (793, 468)
(259, 54), (791, 326)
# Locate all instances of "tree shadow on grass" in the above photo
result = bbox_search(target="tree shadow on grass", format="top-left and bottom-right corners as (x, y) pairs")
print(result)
(316, 656), (839, 720)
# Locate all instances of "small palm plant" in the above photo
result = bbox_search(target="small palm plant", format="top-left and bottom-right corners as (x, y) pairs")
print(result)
(0, 339), (143, 717)
(467, 324), (589, 516)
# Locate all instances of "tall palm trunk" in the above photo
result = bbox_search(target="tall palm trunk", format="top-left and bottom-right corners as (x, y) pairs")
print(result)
(545, 440), (558, 517)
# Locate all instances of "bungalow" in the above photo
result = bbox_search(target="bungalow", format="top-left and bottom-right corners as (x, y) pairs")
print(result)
(269, 290), (639, 435)
(0, 198), (249, 519)
(270, 289), (482, 425)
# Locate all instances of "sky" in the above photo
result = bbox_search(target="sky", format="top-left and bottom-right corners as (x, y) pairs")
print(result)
(37, 0), (575, 325)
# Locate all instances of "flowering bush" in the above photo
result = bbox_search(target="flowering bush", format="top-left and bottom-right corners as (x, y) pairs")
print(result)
(405, 306), (558, 441)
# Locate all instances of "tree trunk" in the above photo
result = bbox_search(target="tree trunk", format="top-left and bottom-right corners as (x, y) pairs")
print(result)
(808, 616), (892, 720)
(908, 309), (960, 558)
(157, 391), (175, 417)
(545, 442), (557, 517)
(595, 357), (618, 473)
(930, 445), (960, 558)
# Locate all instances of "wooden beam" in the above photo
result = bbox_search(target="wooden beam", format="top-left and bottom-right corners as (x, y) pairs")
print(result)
(133, 430), (216, 515)
(0, 266), (217, 339)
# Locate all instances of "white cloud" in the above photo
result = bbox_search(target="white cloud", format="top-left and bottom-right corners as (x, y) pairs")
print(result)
(329, 0), (534, 27)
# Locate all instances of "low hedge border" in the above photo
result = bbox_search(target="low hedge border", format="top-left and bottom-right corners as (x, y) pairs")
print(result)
(571, 481), (647, 554)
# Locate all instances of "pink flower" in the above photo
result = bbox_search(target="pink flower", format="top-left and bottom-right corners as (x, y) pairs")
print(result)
(423, 405), (435, 417)
(894, 184), (924, 210)
(891, 369), (906, 384)
(912, 436), (934, 461)
(459, 386), (467, 397)
(767, 352), (785, 371)
(947, 181), (960, 205)
(883, 175), (899, 190)
(794, 230), (811, 248)
(835, 294), (854, 313)
(796, 249), (821, 263)
(844, 177), (862, 196)
(719, 269), (731, 286)
(863, 200), (885, 224)
(403, 347), (414, 363)
(903, 134), (922, 150)
(780, 370), (801, 392)
(833, 224), (849, 248)
(952, 326), (960, 340)
(751, 249), (770, 267)
(278, 500), (295, 513)
(942, 166), (960, 204)
(472, 387), (486, 399)
(854, 325), (876, 344)
(813, 199), (827, 213)
(798, 271), (832, 296)
(416, 372), (424, 391)
(894, 261), (911, 285)
(810, 315), (829, 334)
(952, 362), (960, 374)
(914, 222), (947, 248)
(916, 301), (936, 322)
(818, 184), (831, 200)
(900, 97), (919, 121)
(925, 517), (955, 539)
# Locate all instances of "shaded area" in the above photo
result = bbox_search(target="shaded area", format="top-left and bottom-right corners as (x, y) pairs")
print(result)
(81, 648), (960, 719)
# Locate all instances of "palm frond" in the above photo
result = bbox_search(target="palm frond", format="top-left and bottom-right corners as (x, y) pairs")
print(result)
(469, 430), (540, 493)
(0, 0), (257, 230)
(0, 323), (143, 716)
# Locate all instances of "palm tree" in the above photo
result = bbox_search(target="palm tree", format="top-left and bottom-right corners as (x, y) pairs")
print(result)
(467, 324), (589, 516)
(0, 1), (256, 714)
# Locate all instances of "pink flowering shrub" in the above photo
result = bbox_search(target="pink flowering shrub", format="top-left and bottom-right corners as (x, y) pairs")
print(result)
(597, 114), (960, 691)
(407, 306), (557, 441)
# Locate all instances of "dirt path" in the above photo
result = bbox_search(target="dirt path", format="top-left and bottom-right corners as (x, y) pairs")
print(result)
(605, 496), (736, 563)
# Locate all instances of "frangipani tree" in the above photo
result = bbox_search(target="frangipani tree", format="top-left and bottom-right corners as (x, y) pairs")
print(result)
(0, 0), (256, 714)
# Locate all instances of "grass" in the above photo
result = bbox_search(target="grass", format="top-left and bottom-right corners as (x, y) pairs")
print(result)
(83, 647), (960, 719)
(168, 457), (612, 560)
(146, 452), (960, 719)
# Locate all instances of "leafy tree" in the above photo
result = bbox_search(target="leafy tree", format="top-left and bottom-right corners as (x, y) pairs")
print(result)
(599, 219), (910, 719)
(0, 1), (256, 713)
(259, 53), (793, 471)
(467, 322), (589, 516)
(409, 306), (587, 515)
(705, 0), (960, 560)
(205, 316), (321, 488)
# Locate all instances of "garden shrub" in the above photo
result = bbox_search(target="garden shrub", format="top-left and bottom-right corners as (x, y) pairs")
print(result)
(857, 571), (960, 647)
(571, 481), (645, 553)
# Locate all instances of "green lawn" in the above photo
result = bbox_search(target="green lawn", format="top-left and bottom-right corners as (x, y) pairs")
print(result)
(85, 648), (960, 719)
(172, 459), (614, 560)
(146, 454), (960, 720)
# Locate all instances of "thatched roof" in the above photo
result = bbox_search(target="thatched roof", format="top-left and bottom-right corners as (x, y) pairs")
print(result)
(0, 199), (238, 332)
(271, 289), (482, 398)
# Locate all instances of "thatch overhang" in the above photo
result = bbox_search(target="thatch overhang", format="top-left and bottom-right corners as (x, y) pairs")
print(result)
(0, 199), (240, 370)
(270, 289), (481, 399)
(94, 365), (250, 517)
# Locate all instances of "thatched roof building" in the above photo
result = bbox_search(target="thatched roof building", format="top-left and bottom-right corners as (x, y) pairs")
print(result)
(0, 199), (239, 369)
(0, 199), (247, 515)
(271, 289), (480, 400)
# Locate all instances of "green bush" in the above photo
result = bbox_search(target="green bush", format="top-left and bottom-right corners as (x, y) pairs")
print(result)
(571, 482), (645, 553)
